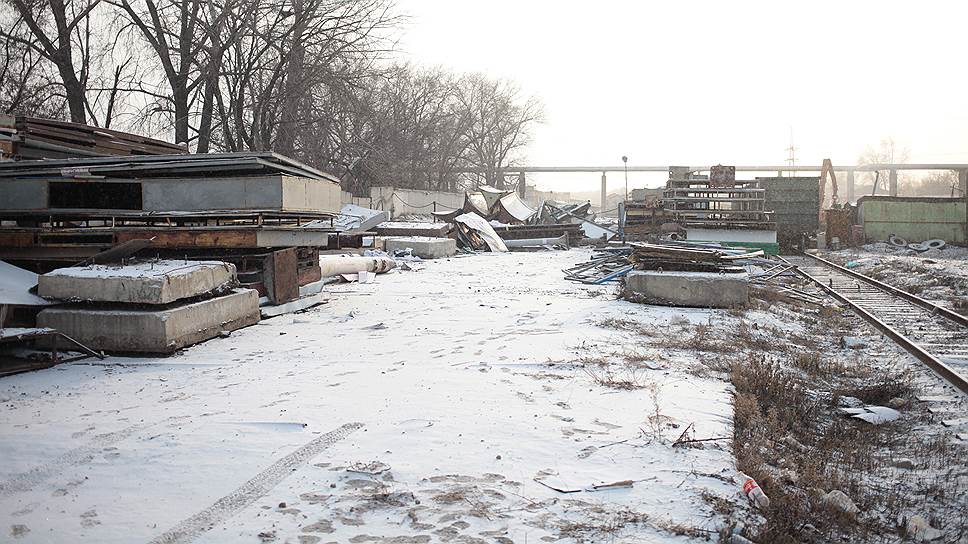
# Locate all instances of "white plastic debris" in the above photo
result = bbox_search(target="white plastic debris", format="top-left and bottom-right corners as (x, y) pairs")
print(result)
(840, 336), (868, 350)
(821, 490), (859, 516)
(840, 405), (901, 424)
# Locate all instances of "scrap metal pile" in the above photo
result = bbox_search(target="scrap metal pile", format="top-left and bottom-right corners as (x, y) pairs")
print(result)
(564, 241), (764, 284)
(431, 185), (607, 241)
(748, 258), (825, 305)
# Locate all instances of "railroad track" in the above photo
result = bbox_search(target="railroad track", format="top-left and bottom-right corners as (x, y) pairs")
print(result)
(786, 253), (968, 395)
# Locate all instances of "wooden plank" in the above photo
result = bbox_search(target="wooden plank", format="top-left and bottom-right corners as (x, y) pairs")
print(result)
(297, 262), (322, 286)
(265, 248), (299, 304)
(0, 232), (36, 248)
(115, 229), (258, 248)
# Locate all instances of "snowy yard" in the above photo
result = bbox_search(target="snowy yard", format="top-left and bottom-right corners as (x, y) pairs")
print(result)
(0, 250), (741, 543)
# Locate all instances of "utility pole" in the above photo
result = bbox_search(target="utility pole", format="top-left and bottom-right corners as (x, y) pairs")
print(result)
(785, 129), (797, 177)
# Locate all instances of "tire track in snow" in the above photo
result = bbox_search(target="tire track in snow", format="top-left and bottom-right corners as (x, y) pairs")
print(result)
(0, 419), (166, 497)
(147, 422), (363, 544)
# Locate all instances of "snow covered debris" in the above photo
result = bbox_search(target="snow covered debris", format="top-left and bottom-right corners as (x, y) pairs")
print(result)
(0, 249), (738, 543)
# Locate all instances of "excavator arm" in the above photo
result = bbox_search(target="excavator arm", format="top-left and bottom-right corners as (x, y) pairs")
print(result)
(820, 158), (839, 207)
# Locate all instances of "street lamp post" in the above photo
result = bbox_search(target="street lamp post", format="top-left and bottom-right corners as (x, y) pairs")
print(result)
(622, 155), (628, 202)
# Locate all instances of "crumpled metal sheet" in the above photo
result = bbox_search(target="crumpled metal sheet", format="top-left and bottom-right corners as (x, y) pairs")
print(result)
(454, 212), (508, 252)
(494, 192), (537, 223)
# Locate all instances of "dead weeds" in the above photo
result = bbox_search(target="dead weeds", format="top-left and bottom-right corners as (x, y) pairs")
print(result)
(730, 350), (961, 543)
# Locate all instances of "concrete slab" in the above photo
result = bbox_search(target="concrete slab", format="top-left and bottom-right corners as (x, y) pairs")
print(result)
(38, 260), (236, 304)
(384, 236), (456, 259)
(625, 270), (748, 308)
(37, 288), (259, 353)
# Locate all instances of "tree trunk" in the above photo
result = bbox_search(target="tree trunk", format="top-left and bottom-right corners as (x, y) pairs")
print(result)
(172, 87), (190, 146)
(196, 51), (220, 153)
(275, 0), (305, 157)
(59, 69), (87, 124)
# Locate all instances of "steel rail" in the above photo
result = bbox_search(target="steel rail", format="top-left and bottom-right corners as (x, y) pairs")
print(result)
(803, 252), (968, 328)
(791, 255), (968, 395)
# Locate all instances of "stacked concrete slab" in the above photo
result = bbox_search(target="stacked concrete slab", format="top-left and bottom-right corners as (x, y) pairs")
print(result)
(37, 260), (259, 353)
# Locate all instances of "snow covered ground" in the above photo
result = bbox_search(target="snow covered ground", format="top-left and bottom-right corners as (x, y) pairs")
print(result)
(0, 250), (742, 543)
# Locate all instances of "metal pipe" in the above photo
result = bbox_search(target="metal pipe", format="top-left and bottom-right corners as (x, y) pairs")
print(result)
(503, 234), (568, 248)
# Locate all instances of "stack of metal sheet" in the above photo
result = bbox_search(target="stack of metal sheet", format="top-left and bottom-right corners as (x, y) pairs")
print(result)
(0, 115), (186, 160)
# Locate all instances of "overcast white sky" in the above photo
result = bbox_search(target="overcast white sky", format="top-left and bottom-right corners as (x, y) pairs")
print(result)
(397, 0), (968, 192)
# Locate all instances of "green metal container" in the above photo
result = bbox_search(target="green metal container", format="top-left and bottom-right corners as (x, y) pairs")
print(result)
(858, 196), (966, 243)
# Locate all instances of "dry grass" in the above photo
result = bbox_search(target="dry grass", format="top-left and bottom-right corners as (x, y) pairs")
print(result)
(701, 490), (735, 517)
(729, 352), (954, 543)
(582, 365), (646, 390)
(558, 508), (650, 543)
(653, 322), (733, 353)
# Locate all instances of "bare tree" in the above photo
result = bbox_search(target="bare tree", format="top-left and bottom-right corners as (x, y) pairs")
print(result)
(0, 0), (102, 123)
(110, 0), (209, 146)
(211, 0), (398, 160)
(454, 73), (543, 189)
(351, 65), (469, 191)
(0, 15), (66, 116)
(909, 170), (960, 197)
(857, 137), (910, 195)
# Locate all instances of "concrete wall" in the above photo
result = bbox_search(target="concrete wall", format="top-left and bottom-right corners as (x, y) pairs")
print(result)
(280, 176), (341, 213)
(341, 191), (372, 208)
(858, 196), (966, 243)
(370, 186), (464, 217)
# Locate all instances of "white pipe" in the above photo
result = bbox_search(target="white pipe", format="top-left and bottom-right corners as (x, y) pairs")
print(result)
(318, 256), (396, 277)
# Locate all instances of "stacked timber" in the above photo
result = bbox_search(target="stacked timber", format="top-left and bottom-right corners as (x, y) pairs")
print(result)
(0, 115), (185, 160)
(628, 242), (759, 273)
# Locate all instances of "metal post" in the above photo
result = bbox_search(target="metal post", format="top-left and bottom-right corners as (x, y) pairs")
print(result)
(889, 169), (898, 196)
(518, 171), (526, 197)
(847, 169), (855, 203)
(961, 170), (968, 244)
(600, 172), (607, 211)
(618, 201), (626, 242)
